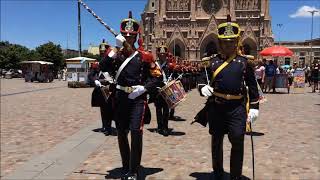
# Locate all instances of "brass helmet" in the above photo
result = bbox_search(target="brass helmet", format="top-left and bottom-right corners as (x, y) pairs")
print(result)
(120, 11), (140, 37)
(99, 39), (109, 54)
(217, 15), (240, 40)
(156, 43), (168, 55)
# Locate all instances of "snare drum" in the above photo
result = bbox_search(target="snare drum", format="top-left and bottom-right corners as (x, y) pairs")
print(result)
(159, 80), (186, 108)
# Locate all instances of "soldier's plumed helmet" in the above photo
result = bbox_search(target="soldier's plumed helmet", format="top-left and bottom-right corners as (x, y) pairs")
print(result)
(156, 45), (168, 54)
(99, 39), (109, 53)
(120, 11), (140, 37)
(217, 15), (240, 40)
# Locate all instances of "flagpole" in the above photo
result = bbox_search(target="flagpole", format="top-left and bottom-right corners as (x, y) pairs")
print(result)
(78, 0), (82, 57)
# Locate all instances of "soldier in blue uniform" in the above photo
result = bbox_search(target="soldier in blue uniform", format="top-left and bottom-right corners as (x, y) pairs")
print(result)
(102, 12), (161, 180)
(153, 45), (171, 136)
(199, 15), (260, 179)
(91, 40), (114, 136)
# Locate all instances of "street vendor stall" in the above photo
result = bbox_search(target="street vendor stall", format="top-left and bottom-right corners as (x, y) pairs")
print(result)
(65, 56), (97, 88)
(260, 45), (294, 93)
(20, 61), (54, 83)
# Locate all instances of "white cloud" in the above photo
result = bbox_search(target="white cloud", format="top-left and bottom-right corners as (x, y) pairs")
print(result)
(290, 6), (320, 18)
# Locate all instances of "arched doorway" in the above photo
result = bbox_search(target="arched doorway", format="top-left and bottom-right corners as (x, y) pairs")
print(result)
(174, 44), (181, 57)
(242, 38), (257, 57)
(169, 38), (186, 58)
(200, 34), (219, 58)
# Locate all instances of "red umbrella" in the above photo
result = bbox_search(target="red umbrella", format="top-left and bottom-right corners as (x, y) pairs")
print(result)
(260, 45), (293, 57)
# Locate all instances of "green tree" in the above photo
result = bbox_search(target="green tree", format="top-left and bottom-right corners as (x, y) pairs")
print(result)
(36, 42), (63, 72)
(27, 50), (41, 61)
(0, 41), (30, 69)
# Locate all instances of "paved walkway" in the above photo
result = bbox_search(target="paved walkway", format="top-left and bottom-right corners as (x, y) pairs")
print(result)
(1, 79), (320, 179)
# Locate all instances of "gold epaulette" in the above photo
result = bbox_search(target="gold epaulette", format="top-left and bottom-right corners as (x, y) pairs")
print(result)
(201, 54), (218, 68)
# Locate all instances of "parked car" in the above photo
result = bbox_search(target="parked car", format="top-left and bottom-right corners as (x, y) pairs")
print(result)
(8, 69), (23, 78)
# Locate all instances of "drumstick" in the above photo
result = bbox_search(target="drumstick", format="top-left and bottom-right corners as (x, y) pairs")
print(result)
(168, 73), (173, 82)
(176, 73), (183, 80)
(205, 68), (210, 85)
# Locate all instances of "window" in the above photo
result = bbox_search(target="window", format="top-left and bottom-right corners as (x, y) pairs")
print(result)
(152, 2), (154, 7)
(285, 58), (291, 65)
(314, 51), (320, 56)
(183, 32), (187, 38)
(300, 52), (306, 56)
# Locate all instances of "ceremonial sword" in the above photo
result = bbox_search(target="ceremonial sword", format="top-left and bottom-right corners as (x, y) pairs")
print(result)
(78, 0), (118, 36)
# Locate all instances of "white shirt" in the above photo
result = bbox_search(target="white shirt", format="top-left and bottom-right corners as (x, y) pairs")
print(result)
(255, 66), (265, 79)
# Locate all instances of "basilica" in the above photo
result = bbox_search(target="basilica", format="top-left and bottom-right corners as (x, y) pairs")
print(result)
(141, 0), (274, 60)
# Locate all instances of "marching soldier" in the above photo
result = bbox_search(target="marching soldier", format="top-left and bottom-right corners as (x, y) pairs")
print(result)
(198, 15), (259, 179)
(152, 45), (171, 136)
(102, 12), (161, 180)
(91, 40), (114, 135)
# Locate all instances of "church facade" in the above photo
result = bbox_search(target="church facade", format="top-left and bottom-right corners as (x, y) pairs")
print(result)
(141, 0), (273, 60)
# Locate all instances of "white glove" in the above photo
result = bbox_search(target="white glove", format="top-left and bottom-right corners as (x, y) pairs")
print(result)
(94, 80), (102, 87)
(116, 34), (126, 48)
(247, 109), (259, 123)
(128, 85), (147, 99)
(201, 85), (213, 97)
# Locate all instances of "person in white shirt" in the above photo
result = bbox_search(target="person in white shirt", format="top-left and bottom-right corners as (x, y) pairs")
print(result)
(255, 60), (265, 89)
(287, 66), (295, 86)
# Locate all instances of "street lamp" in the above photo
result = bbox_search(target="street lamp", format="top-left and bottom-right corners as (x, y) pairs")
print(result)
(276, 23), (283, 65)
(77, 0), (82, 57)
(308, 10), (318, 65)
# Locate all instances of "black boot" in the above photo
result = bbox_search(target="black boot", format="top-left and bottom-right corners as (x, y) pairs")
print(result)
(117, 130), (130, 174)
(161, 128), (169, 137)
(213, 170), (224, 179)
(104, 127), (112, 136)
(130, 130), (143, 176)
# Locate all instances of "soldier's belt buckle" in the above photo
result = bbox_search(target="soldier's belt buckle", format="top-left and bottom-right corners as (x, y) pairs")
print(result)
(226, 94), (231, 100)
(126, 87), (133, 93)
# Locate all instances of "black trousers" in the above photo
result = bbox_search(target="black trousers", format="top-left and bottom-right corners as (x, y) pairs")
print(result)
(100, 98), (113, 129)
(169, 108), (175, 118)
(208, 99), (247, 177)
(154, 95), (169, 130)
(114, 90), (147, 174)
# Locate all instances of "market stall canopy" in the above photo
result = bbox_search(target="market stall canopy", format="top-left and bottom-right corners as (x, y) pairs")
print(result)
(260, 46), (294, 57)
(20, 61), (54, 65)
(65, 57), (96, 63)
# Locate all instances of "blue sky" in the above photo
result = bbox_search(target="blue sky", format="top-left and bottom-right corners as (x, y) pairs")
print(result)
(1, 0), (320, 50)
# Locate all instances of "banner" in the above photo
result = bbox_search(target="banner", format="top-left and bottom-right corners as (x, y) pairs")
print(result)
(293, 69), (305, 93)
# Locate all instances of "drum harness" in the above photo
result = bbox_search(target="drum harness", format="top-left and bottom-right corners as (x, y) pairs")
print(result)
(114, 51), (139, 93)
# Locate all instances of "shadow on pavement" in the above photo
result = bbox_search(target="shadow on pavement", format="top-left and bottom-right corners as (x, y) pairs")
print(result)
(190, 172), (250, 180)
(105, 166), (163, 180)
(245, 131), (265, 136)
(169, 116), (187, 121)
(105, 167), (124, 179)
(138, 166), (164, 179)
(146, 128), (159, 133)
(147, 128), (186, 136)
(92, 127), (118, 136)
(169, 130), (186, 136)
(73, 170), (107, 176)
